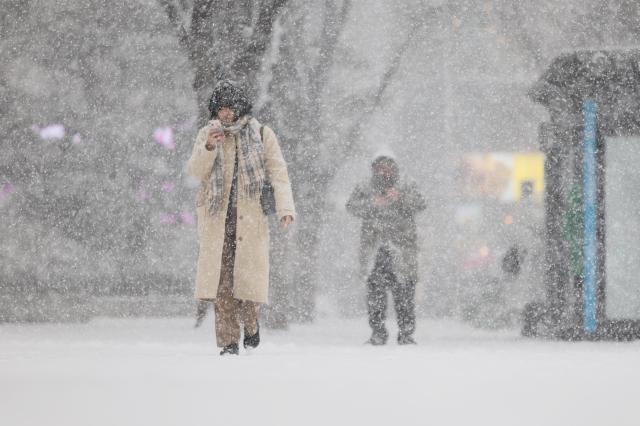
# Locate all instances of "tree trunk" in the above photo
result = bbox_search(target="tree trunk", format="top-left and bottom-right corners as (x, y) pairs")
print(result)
(161, 0), (287, 125)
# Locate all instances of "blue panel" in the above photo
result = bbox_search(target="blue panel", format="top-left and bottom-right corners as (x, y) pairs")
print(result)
(583, 100), (598, 334)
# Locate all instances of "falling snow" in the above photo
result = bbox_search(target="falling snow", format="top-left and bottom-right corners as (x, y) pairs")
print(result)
(2, 1), (640, 425)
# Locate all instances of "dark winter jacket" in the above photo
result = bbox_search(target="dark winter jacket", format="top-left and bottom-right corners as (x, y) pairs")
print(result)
(346, 180), (426, 283)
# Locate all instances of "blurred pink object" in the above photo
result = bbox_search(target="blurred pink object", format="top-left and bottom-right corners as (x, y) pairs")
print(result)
(159, 213), (177, 225)
(180, 211), (195, 225)
(72, 133), (82, 144)
(39, 124), (66, 140)
(135, 188), (151, 202)
(153, 127), (175, 150)
(0, 183), (13, 202)
(161, 180), (175, 193)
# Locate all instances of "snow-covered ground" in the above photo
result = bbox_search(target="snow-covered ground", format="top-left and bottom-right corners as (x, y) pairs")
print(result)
(1, 315), (638, 426)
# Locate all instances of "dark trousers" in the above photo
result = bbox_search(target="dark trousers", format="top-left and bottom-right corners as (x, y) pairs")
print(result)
(367, 247), (416, 337)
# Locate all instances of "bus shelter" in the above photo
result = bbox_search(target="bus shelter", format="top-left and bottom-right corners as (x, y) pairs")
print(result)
(526, 49), (640, 340)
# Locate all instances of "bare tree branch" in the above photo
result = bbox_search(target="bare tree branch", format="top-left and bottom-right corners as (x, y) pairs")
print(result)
(494, 2), (544, 69)
(232, 0), (289, 83)
(159, 0), (192, 50)
(339, 8), (424, 160)
(161, 0), (288, 113)
(309, 0), (352, 99)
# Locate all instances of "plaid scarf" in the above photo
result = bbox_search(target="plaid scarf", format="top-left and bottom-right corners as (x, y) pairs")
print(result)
(206, 116), (265, 216)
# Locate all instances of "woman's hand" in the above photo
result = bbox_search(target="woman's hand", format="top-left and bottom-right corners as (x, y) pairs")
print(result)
(205, 127), (225, 151)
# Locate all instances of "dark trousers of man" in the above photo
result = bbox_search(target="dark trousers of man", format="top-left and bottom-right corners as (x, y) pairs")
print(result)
(367, 247), (416, 338)
(214, 153), (259, 348)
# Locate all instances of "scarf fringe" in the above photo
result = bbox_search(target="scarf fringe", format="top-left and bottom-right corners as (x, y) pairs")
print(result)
(206, 116), (266, 216)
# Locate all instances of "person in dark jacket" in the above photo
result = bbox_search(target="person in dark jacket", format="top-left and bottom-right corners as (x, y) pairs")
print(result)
(346, 155), (426, 345)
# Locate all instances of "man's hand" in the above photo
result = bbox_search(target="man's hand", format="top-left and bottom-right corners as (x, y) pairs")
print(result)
(281, 215), (294, 229)
(385, 188), (400, 202)
(205, 127), (225, 151)
(372, 194), (387, 207)
(372, 188), (400, 207)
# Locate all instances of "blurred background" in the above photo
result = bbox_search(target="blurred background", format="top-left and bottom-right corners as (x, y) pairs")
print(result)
(3, 0), (640, 329)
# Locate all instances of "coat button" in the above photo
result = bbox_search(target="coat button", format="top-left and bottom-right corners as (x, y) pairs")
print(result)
(238, 215), (243, 220)
(238, 236), (243, 242)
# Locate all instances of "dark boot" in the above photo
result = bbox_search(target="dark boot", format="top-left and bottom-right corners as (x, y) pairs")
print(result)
(220, 343), (239, 356)
(366, 328), (388, 345)
(397, 333), (416, 345)
(243, 324), (260, 349)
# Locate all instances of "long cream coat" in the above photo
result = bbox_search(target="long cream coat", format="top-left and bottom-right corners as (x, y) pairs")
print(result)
(187, 120), (295, 303)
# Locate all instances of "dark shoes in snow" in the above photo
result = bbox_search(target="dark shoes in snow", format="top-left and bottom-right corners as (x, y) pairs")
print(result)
(366, 329), (389, 345)
(220, 343), (239, 356)
(219, 324), (260, 356)
(243, 324), (260, 349)
(397, 333), (417, 345)
(366, 330), (416, 345)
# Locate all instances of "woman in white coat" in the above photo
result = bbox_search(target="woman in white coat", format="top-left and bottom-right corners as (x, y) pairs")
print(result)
(187, 80), (295, 355)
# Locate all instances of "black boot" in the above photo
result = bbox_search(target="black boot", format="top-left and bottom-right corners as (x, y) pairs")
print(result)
(366, 328), (388, 345)
(220, 343), (239, 356)
(397, 333), (416, 345)
(243, 324), (260, 349)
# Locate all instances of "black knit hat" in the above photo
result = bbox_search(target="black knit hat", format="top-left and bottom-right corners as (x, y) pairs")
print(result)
(208, 79), (252, 119)
(372, 155), (399, 173)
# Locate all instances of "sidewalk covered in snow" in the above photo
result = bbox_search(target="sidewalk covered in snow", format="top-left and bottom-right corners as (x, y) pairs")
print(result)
(1, 316), (638, 426)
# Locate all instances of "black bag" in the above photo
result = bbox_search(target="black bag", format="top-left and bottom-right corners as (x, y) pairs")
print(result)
(261, 180), (276, 216)
(259, 126), (277, 216)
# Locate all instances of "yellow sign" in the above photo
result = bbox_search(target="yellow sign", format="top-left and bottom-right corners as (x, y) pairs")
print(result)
(460, 152), (545, 202)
